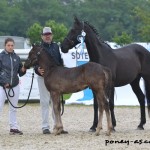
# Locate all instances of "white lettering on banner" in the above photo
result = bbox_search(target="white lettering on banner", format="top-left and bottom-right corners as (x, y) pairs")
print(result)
(71, 51), (89, 61)
(61, 48), (89, 68)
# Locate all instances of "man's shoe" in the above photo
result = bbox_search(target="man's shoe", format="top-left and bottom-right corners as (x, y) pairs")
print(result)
(43, 129), (51, 134)
(9, 129), (23, 135)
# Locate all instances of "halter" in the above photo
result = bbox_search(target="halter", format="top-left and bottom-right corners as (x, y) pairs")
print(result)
(64, 21), (86, 49)
(65, 37), (74, 46)
(77, 21), (86, 41)
(26, 46), (43, 67)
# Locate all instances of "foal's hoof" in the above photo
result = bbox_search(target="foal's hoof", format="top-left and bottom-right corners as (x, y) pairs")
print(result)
(95, 132), (100, 136)
(53, 127), (63, 136)
(61, 130), (68, 134)
(137, 126), (144, 130)
(106, 132), (111, 136)
(106, 131), (111, 136)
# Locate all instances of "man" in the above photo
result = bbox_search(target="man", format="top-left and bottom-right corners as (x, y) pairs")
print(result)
(35, 27), (68, 134)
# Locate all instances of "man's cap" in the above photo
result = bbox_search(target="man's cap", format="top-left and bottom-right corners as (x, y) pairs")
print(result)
(42, 27), (52, 34)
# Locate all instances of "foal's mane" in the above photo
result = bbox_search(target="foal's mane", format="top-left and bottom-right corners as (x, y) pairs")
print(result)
(84, 21), (111, 48)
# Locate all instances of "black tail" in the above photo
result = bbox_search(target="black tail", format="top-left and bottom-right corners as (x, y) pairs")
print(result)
(144, 80), (150, 117)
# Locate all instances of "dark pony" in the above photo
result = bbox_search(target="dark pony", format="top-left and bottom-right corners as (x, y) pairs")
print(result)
(61, 17), (150, 131)
(24, 45), (112, 136)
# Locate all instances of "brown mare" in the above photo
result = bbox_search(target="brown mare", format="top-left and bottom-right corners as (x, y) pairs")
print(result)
(24, 45), (112, 136)
(61, 17), (150, 132)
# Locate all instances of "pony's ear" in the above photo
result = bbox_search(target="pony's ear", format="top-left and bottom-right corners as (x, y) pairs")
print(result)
(31, 43), (35, 48)
(31, 43), (37, 50)
(74, 15), (80, 24)
(31, 42), (41, 48)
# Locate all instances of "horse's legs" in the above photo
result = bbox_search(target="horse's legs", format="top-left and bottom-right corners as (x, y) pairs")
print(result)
(109, 87), (116, 131)
(95, 101), (103, 136)
(104, 100), (112, 136)
(143, 77), (150, 117)
(89, 91), (98, 132)
(130, 77), (146, 130)
(51, 92), (63, 135)
(95, 91), (103, 136)
(95, 92), (112, 136)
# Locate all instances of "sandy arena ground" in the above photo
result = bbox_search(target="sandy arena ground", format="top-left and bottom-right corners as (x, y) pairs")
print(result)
(0, 103), (150, 150)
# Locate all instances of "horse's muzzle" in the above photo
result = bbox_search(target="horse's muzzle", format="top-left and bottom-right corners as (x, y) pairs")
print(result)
(24, 59), (31, 69)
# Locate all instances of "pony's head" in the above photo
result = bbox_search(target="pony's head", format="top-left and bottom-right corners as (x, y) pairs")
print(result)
(24, 44), (42, 69)
(61, 17), (84, 53)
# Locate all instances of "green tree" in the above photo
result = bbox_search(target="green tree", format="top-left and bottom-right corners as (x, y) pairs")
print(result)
(0, 0), (11, 35)
(17, 0), (67, 27)
(68, 0), (142, 41)
(0, 0), (150, 42)
(26, 23), (42, 45)
(112, 32), (133, 47)
(26, 20), (68, 45)
(134, 5), (150, 42)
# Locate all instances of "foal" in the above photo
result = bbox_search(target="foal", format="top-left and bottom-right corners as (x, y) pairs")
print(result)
(24, 45), (112, 136)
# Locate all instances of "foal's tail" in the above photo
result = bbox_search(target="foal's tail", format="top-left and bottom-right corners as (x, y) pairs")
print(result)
(144, 79), (150, 118)
(103, 67), (112, 101)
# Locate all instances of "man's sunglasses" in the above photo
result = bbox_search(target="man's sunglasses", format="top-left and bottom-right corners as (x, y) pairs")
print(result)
(42, 33), (52, 36)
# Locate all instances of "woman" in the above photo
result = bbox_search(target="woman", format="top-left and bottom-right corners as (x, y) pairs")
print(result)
(0, 38), (26, 135)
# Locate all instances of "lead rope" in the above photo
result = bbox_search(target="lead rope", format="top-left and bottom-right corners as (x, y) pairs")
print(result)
(3, 72), (34, 108)
(8, 87), (15, 97)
